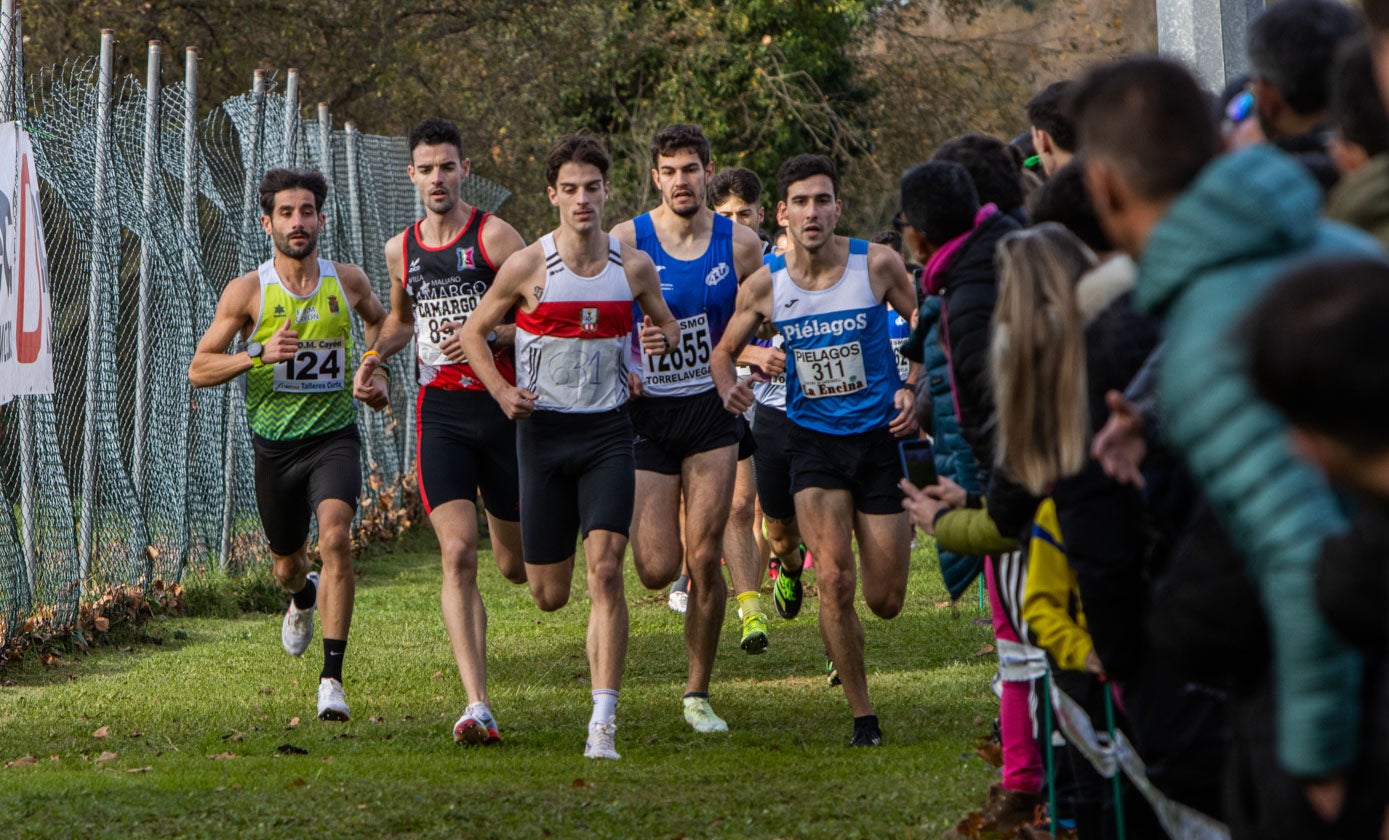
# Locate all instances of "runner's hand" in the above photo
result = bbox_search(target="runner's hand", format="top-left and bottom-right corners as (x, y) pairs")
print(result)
(357, 372), (390, 411)
(437, 320), (468, 363)
(757, 345), (786, 377)
(640, 315), (672, 355)
(261, 318), (299, 364)
(627, 369), (644, 399)
(722, 377), (755, 415)
(498, 386), (538, 420)
(888, 388), (917, 437)
(1092, 390), (1146, 489)
(352, 357), (384, 404)
(924, 475), (967, 508)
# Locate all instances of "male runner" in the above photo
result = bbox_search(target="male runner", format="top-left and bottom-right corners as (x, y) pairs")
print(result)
(611, 124), (765, 733)
(458, 134), (679, 760)
(190, 168), (387, 722)
(712, 154), (918, 747)
(708, 166), (783, 618)
(351, 118), (527, 746)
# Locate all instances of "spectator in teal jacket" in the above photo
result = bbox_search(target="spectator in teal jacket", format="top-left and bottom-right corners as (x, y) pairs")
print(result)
(1075, 56), (1381, 826)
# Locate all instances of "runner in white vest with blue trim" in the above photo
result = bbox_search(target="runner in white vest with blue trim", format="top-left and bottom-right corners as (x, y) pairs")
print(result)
(712, 154), (919, 748)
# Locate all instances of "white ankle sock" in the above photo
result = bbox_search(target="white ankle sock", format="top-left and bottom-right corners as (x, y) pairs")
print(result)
(590, 689), (618, 725)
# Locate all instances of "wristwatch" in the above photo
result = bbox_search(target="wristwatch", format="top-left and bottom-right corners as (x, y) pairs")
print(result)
(245, 341), (264, 365)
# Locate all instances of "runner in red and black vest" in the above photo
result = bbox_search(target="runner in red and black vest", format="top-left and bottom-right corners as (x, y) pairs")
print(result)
(352, 118), (527, 747)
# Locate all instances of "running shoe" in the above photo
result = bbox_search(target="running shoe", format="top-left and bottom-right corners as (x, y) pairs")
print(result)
(281, 571), (318, 657)
(826, 656), (841, 687)
(668, 588), (688, 614)
(317, 677), (350, 721)
(773, 565), (803, 620)
(682, 696), (729, 733)
(453, 702), (501, 746)
(739, 610), (768, 654)
(584, 719), (620, 759)
(850, 717), (882, 747)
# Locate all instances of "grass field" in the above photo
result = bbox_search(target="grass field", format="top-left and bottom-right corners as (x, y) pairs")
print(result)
(0, 528), (1001, 839)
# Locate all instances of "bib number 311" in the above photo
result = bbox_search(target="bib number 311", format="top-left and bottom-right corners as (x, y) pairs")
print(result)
(273, 338), (346, 393)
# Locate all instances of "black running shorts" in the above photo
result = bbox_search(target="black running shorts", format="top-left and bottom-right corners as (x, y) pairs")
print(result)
(737, 415), (756, 462)
(252, 424), (361, 556)
(630, 387), (743, 475)
(751, 403), (796, 521)
(416, 387), (521, 521)
(785, 422), (905, 516)
(517, 408), (635, 566)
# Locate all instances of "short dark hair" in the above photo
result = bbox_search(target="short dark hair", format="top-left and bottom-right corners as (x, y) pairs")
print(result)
(1027, 160), (1113, 253)
(1366, 0), (1389, 32)
(1025, 81), (1076, 152)
(870, 228), (903, 250)
(1071, 57), (1216, 201)
(931, 133), (1024, 213)
(259, 168), (328, 215)
(1332, 36), (1389, 157)
(545, 134), (611, 187)
(899, 161), (979, 246)
(1245, 257), (1389, 453)
(777, 154), (839, 200)
(408, 117), (464, 160)
(650, 124), (711, 167)
(1248, 0), (1362, 116)
(709, 167), (764, 207)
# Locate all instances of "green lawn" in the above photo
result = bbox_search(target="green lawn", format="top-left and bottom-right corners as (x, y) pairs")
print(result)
(0, 528), (1000, 839)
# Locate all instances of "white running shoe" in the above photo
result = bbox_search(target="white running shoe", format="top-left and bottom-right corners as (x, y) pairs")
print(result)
(584, 719), (620, 759)
(668, 588), (688, 614)
(453, 702), (501, 746)
(682, 696), (729, 733)
(317, 677), (350, 721)
(281, 571), (318, 657)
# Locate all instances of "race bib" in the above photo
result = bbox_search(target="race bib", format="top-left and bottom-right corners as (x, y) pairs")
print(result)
(414, 292), (482, 366)
(643, 313), (712, 385)
(273, 338), (345, 393)
(891, 336), (910, 382)
(794, 341), (867, 398)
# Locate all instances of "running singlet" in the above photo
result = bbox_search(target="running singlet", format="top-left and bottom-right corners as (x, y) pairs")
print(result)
(770, 239), (901, 435)
(514, 234), (634, 413)
(630, 212), (738, 397)
(403, 208), (515, 390)
(887, 304), (912, 383)
(245, 258), (356, 441)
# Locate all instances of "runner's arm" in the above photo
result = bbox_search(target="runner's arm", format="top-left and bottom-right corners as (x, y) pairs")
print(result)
(870, 243), (918, 321)
(188, 274), (259, 388)
(712, 266), (773, 413)
(730, 222), (765, 282)
(337, 263), (388, 353)
(479, 215), (528, 348)
(625, 248), (679, 353)
(360, 234), (415, 368)
(460, 245), (539, 401)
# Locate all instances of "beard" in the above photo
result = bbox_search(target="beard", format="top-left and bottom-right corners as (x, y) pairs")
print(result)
(667, 189), (703, 218)
(425, 191), (457, 215)
(274, 228), (319, 259)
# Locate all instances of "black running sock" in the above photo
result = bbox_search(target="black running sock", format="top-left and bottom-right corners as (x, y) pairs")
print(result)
(291, 576), (316, 611)
(321, 638), (347, 682)
(853, 714), (880, 732)
(682, 691), (709, 701)
(670, 574), (690, 593)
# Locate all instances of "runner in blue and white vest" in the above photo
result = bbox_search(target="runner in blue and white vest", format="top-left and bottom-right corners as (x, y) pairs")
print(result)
(611, 124), (766, 735)
(712, 154), (919, 749)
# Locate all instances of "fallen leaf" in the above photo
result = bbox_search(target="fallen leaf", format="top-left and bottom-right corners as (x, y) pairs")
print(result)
(258, 688), (275, 696)
(973, 644), (995, 657)
(571, 778), (587, 788)
(91, 726), (110, 739)
(275, 743), (308, 755)
(431, 671), (443, 681)
(5, 755), (37, 768)
(287, 717), (300, 729)
(356, 803), (368, 810)
(49, 755), (59, 762)
(93, 617), (110, 632)
(127, 766), (153, 773)
(96, 751), (119, 762)
(207, 752), (237, 760)
(369, 715), (384, 724)
(126, 730), (141, 738)
(934, 600), (951, 608)
(288, 777), (307, 788)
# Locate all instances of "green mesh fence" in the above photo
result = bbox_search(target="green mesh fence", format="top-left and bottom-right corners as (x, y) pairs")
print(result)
(0, 32), (509, 646)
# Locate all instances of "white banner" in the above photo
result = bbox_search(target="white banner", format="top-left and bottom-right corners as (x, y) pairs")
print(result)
(0, 122), (53, 406)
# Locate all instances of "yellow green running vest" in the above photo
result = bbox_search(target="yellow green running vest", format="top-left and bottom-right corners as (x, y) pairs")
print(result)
(245, 257), (356, 440)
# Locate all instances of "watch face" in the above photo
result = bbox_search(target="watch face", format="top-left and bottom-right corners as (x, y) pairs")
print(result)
(246, 341), (263, 358)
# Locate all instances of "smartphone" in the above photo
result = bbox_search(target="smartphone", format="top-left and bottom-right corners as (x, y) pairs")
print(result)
(898, 439), (938, 488)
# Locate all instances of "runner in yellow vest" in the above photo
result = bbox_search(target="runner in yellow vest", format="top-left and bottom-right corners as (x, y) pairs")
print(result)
(189, 168), (387, 722)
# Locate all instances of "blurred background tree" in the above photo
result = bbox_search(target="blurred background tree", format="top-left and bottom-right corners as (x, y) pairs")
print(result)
(20, 0), (1154, 238)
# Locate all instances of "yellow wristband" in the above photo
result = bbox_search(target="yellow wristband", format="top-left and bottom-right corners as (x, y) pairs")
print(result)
(360, 349), (381, 366)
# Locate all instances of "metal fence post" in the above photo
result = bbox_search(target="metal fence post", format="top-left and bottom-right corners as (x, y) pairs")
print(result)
(180, 45), (199, 570)
(343, 121), (375, 475)
(80, 30), (115, 593)
(317, 101), (333, 259)
(134, 40), (160, 504)
(0, 0), (14, 123)
(282, 67), (298, 168)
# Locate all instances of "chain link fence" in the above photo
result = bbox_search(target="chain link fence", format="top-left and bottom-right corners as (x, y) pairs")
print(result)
(0, 24), (509, 647)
